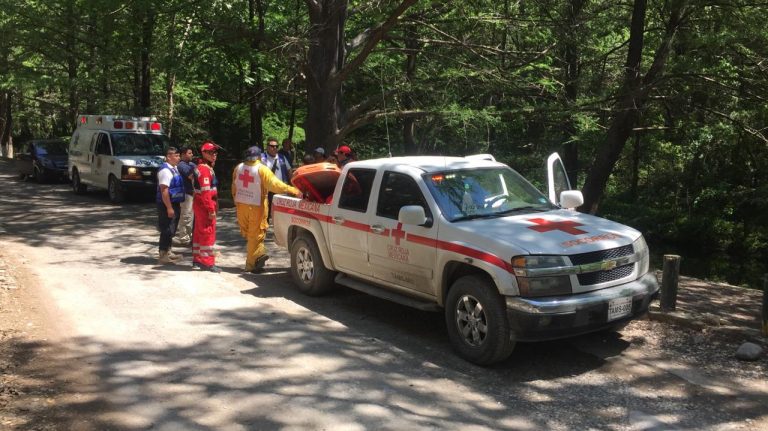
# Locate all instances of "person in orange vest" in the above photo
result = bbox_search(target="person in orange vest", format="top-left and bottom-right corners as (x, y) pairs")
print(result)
(232, 146), (302, 273)
(192, 140), (222, 273)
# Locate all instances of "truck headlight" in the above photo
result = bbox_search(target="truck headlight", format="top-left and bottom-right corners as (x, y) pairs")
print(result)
(122, 166), (142, 180)
(634, 235), (650, 276)
(512, 255), (572, 297)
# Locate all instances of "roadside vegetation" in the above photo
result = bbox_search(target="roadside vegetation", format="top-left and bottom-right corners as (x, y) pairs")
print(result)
(0, 0), (765, 287)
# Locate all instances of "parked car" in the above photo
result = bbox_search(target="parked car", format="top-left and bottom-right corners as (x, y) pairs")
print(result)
(15, 139), (69, 183)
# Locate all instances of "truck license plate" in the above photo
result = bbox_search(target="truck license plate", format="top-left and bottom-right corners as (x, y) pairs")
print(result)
(607, 297), (632, 322)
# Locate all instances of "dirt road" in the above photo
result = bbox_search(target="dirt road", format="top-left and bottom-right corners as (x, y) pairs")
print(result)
(0, 159), (766, 430)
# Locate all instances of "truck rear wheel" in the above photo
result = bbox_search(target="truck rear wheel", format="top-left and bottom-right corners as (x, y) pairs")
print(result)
(290, 234), (336, 296)
(445, 275), (515, 365)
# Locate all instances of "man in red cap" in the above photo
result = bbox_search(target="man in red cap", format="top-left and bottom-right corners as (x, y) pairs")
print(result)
(334, 145), (355, 167)
(192, 140), (221, 272)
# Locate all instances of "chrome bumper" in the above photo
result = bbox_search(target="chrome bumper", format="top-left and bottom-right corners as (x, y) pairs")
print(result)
(504, 273), (659, 342)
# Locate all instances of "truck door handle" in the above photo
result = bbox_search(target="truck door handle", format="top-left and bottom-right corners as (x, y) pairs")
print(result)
(332, 216), (344, 224)
(370, 225), (385, 234)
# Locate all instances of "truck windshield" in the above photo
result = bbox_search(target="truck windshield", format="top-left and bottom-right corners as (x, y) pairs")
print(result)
(111, 132), (169, 156)
(424, 167), (555, 222)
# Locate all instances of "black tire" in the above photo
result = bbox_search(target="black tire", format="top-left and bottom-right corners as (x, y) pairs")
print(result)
(290, 234), (337, 296)
(445, 275), (515, 365)
(34, 166), (45, 184)
(108, 175), (125, 204)
(71, 169), (87, 194)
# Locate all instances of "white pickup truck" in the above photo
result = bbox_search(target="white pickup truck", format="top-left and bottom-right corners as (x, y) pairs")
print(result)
(272, 154), (658, 365)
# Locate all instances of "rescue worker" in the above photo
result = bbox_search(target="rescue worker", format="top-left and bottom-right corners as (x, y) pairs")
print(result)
(172, 146), (196, 247)
(313, 147), (326, 163)
(278, 138), (295, 166)
(192, 140), (222, 273)
(261, 136), (292, 221)
(232, 146), (302, 273)
(157, 146), (185, 265)
(334, 145), (355, 167)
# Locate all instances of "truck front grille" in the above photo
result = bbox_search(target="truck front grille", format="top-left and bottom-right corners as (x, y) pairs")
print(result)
(568, 244), (634, 265)
(577, 264), (634, 285)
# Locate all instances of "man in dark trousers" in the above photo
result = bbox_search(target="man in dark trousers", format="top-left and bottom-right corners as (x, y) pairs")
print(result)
(172, 146), (196, 247)
(157, 147), (185, 265)
(260, 137), (292, 220)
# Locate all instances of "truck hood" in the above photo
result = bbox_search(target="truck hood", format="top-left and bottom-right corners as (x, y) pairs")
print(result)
(450, 209), (640, 256)
(118, 155), (165, 168)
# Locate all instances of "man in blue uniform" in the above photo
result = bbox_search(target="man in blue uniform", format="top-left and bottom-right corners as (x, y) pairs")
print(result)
(157, 147), (185, 265)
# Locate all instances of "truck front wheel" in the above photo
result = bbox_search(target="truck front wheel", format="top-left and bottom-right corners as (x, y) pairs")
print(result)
(290, 234), (336, 296)
(445, 275), (515, 365)
(108, 175), (125, 204)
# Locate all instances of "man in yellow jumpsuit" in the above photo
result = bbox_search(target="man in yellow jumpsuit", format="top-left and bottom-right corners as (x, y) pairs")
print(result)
(232, 146), (302, 273)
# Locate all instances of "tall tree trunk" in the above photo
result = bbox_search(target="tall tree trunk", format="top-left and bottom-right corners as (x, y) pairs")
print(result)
(64, 0), (79, 131)
(0, 91), (12, 158)
(165, 14), (194, 138)
(561, 0), (586, 188)
(139, 9), (155, 116)
(248, 0), (266, 149)
(304, 0), (417, 153)
(402, 27), (419, 155)
(580, 0), (687, 213)
(304, 1), (347, 151)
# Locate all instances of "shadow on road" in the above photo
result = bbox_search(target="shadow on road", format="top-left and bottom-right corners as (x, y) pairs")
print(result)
(3, 306), (766, 430)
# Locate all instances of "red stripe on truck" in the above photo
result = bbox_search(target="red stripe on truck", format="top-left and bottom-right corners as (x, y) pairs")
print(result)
(273, 204), (512, 272)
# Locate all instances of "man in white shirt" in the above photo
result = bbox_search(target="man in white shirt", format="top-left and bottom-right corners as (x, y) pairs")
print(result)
(261, 137), (292, 219)
(156, 147), (185, 265)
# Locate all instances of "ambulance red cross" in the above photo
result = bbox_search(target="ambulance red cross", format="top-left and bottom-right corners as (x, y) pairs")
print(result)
(272, 153), (658, 365)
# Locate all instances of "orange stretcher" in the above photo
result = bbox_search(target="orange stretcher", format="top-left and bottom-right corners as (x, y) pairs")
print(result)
(291, 162), (341, 203)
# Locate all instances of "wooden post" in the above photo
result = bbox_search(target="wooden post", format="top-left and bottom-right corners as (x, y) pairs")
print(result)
(660, 254), (681, 311)
(762, 275), (768, 337)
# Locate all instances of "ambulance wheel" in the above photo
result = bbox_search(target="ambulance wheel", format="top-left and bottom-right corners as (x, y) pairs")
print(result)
(290, 234), (336, 296)
(445, 275), (515, 365)
(108, 175), (125, 203)
(71, 169), (87, 194)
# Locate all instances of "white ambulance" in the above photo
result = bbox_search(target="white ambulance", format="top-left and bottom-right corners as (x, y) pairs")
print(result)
(68, 115), (170, 203)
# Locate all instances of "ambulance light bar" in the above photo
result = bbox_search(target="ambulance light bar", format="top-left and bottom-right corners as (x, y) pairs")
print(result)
(77, 115), (162, 132)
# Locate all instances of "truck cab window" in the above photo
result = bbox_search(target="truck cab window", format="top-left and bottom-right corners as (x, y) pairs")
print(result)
(338, 168), (376, 212)
(376, 171), (432, 221)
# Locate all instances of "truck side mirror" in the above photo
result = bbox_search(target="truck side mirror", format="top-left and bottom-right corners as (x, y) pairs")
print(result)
(399, 205), (429, 226)
(560, 190), (584, 210)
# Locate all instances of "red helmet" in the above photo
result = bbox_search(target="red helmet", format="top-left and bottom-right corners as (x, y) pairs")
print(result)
(334, 145), (352, 156)
(201, 141), (220, 152)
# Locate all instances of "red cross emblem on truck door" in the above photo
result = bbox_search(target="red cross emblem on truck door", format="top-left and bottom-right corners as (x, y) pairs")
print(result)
(390, 222), (406, 245)
(239, 169), (255, 188)
(526, 218), (587, 235)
